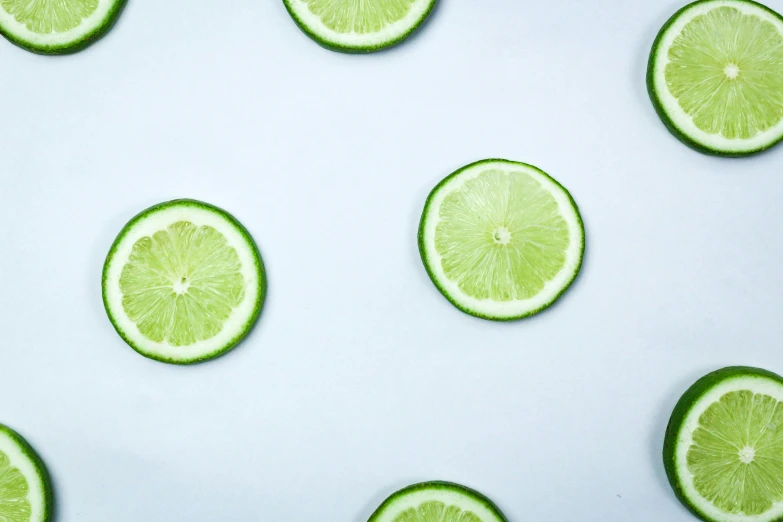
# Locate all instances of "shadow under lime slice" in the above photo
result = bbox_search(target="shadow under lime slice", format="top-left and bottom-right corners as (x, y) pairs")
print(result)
(418, 159), (585, 321)
(283, 0), (436, 53)
(0, 0), (126, 54)
(664, 366), (783, 522)
(647, 0), (783, 156)
(102, 199), (266, 365)
(368, 482), (507, 522)
(0, 424), (53, 522)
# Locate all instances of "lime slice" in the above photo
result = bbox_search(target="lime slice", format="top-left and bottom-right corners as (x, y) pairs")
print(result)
(0, 0), (125, 54)
(664, 366), (783, 522)
(102, 200), (266, 364)
(418, 159), (585, 321)
(647, 0), (783, 156)
(0, 424), (53, 522)
(282, 0), (436, 53)
(368, 482), (507, 522)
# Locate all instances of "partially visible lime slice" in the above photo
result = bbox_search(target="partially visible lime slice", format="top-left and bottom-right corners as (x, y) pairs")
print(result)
(418, 159), (585, 321)
(368, 482), (507, 522)
(648, 0), (783, 156)
(0, 424), (53, 522)
(0, 0), (125, 54)
(102, 200), (266, 365)
(664, 366), (783, 522)
(282, 0), (436, 53)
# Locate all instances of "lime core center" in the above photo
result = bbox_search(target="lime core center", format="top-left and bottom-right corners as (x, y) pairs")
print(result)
(738, 445), (756, 464)
(172, 276), (190, 295)
(724, 63), (740, 80)
(493, 226), (511, 245)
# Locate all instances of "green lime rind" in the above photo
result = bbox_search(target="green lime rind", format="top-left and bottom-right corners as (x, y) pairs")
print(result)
(368, 481), (508, 522)
(0, 424), (54, 522)
(102, 199), (267, 365)
(418, 159), (586, 322)
(0, 0), (126, 55)
(646, 0), (783, 157)
(663, 366), (783, 522)
(282, 0), (436, 53)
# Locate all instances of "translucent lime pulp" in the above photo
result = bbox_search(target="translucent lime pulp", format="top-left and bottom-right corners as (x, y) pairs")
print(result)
(434, 169), (570, 301)
(119, 221), (245, 347)
(665, 6), (783, 139)
(301, 0), (415, 33)
(0, 450), (31, 522)
(392, 501), (481, 522)
(0, 0), (99, 33)
(688, 390), (783, 515)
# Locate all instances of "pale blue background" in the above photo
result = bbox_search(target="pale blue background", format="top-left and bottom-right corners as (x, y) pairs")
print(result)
(1, 0), (783, 520)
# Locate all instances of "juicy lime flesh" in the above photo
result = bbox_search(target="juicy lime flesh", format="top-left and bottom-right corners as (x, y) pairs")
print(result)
(392, 501), (480, 522)
(665, 6), (783, 139)
(119, 221), (245, 347)
(688, 390), (783, 515)
(0, 450), (31, 522)
(434, 169), (570, 301)
(301, 0), (414, 33)
(1, 0), (98, 33)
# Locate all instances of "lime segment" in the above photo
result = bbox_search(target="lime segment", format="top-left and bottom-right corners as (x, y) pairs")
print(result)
(0, 0), (125, 54)
(418, 159), (584, 321)
(664, 367), (783, 522)
(368, 482), (507, 522)
(648, 0), (783, 155)
(2, 0), (98, 33)
(0, 425), (53, 522)
(102, 200), (266, 364)
(283, 0), (436, 52)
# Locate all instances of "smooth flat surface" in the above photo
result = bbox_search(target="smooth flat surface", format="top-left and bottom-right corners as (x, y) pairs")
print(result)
(1, 1), (782, 520)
